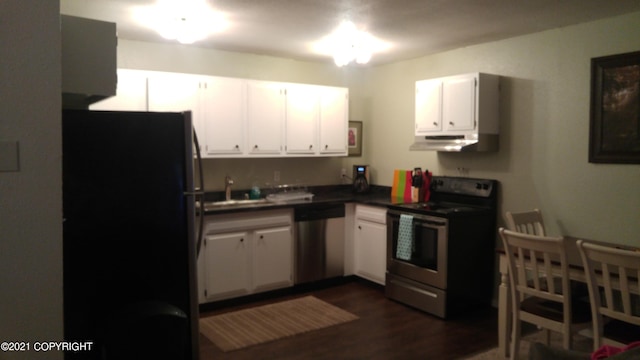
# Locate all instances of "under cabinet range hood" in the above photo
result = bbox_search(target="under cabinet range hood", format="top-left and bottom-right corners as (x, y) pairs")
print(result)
(411, 73), (500, 152)
(410, 134), (499, 152)
(61, 15), (117, 109)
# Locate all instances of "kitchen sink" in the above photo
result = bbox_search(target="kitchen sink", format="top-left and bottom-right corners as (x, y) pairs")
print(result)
(202, 199), (269, 208)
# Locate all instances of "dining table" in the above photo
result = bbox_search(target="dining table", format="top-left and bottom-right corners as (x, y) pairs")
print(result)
(496, 236), (639, 359)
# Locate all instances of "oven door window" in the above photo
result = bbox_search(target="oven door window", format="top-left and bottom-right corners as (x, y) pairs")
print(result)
(392, 218), (441, 271)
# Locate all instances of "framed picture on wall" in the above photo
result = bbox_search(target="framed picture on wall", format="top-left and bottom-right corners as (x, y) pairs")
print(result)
(348, 121), (362, 156)
(589, 50), (640, 164)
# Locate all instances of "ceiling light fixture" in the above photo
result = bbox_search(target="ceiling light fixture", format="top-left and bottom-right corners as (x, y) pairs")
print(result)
(140, 0), (226, 44)
(330, 21), (374, 67)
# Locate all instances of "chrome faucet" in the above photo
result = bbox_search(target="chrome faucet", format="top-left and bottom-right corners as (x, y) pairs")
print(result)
(224, 176), (234, 201)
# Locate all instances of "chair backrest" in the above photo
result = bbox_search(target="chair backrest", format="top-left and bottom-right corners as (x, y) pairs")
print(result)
(505, 209), (546, 236)
(499, 228), (571, 317)
(576, 240), (640, 345)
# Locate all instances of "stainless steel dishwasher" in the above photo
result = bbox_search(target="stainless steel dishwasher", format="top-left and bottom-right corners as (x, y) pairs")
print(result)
(294, 203), (345, 284)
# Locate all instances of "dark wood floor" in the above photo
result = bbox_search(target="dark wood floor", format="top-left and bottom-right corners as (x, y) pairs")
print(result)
(199, 279), (498, 359)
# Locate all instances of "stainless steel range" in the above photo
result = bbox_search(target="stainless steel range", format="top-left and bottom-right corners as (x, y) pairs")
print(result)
(385, 176), (498, 318)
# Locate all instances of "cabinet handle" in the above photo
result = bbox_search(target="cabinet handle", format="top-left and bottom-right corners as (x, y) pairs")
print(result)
(254, 145), (258, 149)
(325, 144), (328, 149)
(260, 235), (264, 239)
(358, 225), (362, 230)
(234, 144), (239, 150)
(240, 238), (244, 242)
(433, 122), (438, 126)
(309, 145), (313, 150)
(449, 121), (454, 126)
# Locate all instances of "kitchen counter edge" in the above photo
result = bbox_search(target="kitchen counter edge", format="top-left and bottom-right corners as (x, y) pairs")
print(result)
(199, 185), (392, 215)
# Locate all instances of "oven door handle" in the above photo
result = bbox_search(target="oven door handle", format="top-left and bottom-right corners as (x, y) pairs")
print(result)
(417, 219), (447, 227)
(387, 211), (447, 227)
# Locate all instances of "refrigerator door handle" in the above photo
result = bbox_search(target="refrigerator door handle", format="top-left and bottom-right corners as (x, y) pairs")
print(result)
(192, 128), (205, 257)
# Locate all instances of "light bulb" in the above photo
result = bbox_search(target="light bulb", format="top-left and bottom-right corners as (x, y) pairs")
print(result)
(330, 21), (374, 66)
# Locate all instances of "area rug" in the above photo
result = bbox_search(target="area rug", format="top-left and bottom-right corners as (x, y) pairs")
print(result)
(464, 331), (593, 359)
(199, 296), (359, 352)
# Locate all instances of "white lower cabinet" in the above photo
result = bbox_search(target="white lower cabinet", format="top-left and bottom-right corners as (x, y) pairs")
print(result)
(353, 205), (387, 285)
(203, 231), (250, 300)
(253, 227), (293, 292)
(198, 209), (293, 303)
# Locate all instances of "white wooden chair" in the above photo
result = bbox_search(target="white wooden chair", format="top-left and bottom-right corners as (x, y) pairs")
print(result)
(576, 240), (640, 350)
(505, 209), (546, 236)
(499, 228), (592, 359)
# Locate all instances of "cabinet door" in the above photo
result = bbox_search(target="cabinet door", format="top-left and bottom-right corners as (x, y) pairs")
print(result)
(246, 81), (285, 155)
(252, 226), (293, 291)
(319, 87), (348, 155)
(200, 77), (245, 156)
(90, 69), (148, 111)
(442, 75), (476, 131)
(415, 79), (443, 134)
(354, 219), (387, 285)
(147, 72), (203, 145)
(285, 84), (319, 154)
(203, 232), (250, 300)
(147, 72), (199, 113)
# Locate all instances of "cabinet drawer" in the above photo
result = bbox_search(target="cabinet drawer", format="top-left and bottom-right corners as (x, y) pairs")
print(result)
(355, 205), (386, 224)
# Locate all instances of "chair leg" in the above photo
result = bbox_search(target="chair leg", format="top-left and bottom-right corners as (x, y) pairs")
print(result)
(511, 318), (521, 360)
(542, 328), (550, 346)
(562, 330), (571, 350)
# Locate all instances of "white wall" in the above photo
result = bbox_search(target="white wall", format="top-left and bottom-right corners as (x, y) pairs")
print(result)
(364, 12), (640, 246)
(0, 1), (63, 359)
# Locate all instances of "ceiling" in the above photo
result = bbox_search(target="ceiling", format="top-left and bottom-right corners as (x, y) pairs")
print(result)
(60, 0), (640, 66)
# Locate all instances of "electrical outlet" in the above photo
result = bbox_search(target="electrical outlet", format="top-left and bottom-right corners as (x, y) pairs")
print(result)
(274, 170), (280, 182)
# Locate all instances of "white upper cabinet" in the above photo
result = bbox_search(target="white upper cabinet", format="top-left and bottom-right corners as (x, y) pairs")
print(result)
(199, 77), (245, 156)
(416, 74), (477, 135)
(319, 86), (349, 155)
(247, 81), (285, 155)
(286, 84), (349, 156)
(147, 72), (199, 114)
(90, 69), (148, 111)
(442, 75), (476, 132)
(285, 84), (319, 154)
(105, 69), (348, 157)
(147, 72), (205, 153)
(415, 79), (443, 134)
(415, 73), (499, 137)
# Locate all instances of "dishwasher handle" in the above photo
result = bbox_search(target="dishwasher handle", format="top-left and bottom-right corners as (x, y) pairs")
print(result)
(294, 203), (345, 222)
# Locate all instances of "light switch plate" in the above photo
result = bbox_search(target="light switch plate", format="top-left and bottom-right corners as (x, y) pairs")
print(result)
(0, 141), (20, 172)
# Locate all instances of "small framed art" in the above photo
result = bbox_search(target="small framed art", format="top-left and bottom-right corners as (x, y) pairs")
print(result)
(348, 121), (362, 156)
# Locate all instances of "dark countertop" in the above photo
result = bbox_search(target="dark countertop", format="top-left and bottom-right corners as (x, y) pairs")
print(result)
(200, 184), (393, 215)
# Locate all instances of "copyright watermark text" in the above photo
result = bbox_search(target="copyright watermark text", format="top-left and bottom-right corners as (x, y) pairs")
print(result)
(1, 341), (93, 352)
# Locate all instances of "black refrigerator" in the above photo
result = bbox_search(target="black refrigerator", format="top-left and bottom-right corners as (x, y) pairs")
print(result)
(62, 110), (202, 360)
